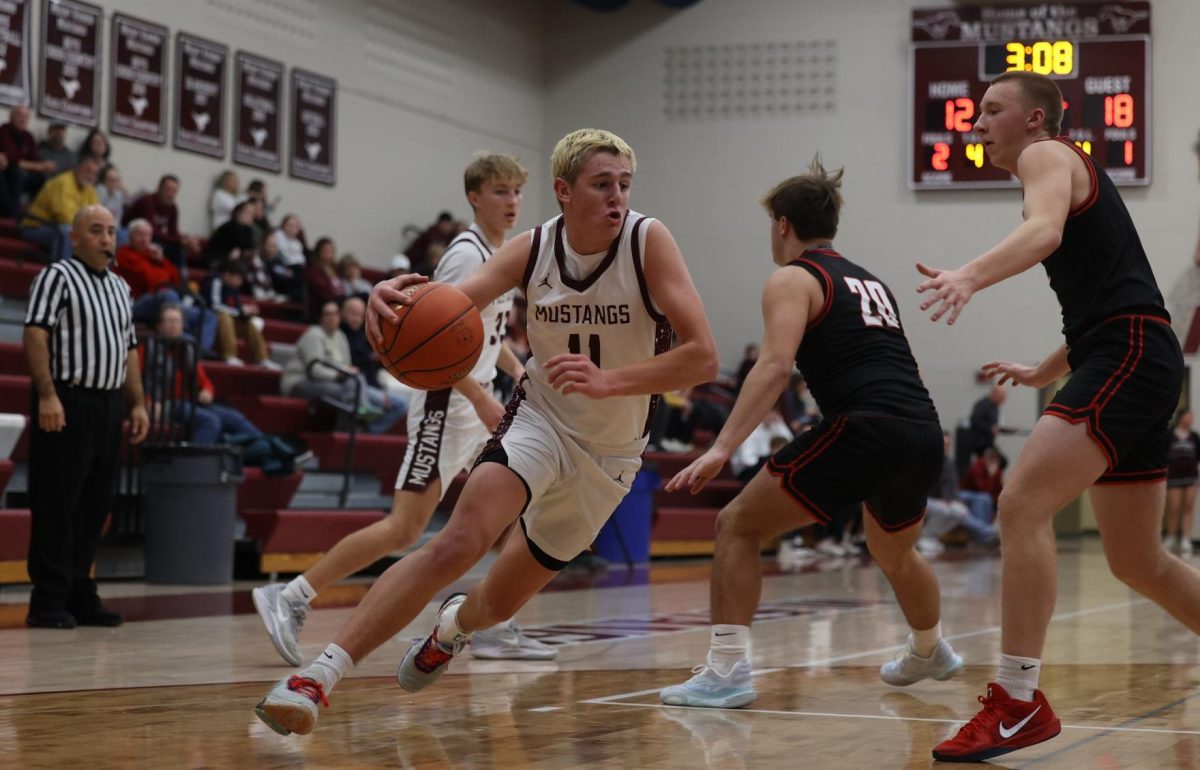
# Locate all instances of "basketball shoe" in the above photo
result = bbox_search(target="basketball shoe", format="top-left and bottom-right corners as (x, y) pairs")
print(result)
(931, 682), (1061, 762)
(660, 659), (756, 709)
(252, 583), (308, 666)
(397, 593), (469, 693)
(879, 636), (963, 686)
(470, 620), (558, 660)
(255, 675), (328, 736)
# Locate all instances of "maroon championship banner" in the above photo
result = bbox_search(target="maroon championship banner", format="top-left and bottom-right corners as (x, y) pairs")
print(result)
(289, 68), (336, 185)
(0, 0), (32, 108)
(174, 32), (226, 158)
(39, 0), (101, 126)
(109, 14), (167, 144)
(233, 52), (283, 172)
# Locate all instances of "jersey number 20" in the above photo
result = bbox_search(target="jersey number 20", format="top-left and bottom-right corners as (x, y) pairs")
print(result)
(844, 277), (899, 329)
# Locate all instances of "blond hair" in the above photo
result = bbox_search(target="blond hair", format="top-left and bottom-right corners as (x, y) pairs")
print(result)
(991, 71), (1063, 137)
(761, 156), (845, 240)
(550, 128), (636, 183)
(463, 152), (528, 196)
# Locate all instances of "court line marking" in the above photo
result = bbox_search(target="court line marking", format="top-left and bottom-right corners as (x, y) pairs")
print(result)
(579, 597), (1150, 705)
(586, 700), (1200, 737)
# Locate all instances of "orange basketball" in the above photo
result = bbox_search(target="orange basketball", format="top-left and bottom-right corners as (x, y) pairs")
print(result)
(375, 282), (483, 390)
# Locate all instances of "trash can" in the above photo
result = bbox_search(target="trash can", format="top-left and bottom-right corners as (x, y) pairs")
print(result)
(141, 445), (244, 584)
(594, 468), (659, 565)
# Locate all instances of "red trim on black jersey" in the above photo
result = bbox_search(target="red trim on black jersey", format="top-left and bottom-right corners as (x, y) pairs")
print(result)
(521, 226), (542, 294)
(864, 500), (925, 533)
(1042, 405), (1119, 469)
(1095, 468), (1167, 485)
(790, 258), (834, 328)
(1052, 137), (1099, 217)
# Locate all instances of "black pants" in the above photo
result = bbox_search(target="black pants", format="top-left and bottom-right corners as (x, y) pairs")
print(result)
(27, 384), (123, 612)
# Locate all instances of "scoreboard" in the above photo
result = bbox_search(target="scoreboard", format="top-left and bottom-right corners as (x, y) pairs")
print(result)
(910, 2), (1151, 190)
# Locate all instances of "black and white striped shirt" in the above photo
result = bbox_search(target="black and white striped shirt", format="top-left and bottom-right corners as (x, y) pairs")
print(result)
(24, 256), (136, 390)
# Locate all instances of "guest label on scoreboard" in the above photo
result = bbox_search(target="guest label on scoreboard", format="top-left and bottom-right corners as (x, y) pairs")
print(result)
(910, 3), (1150, 189)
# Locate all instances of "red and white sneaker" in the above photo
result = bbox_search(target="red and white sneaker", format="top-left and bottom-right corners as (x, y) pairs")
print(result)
(932, 682), (1061, 762)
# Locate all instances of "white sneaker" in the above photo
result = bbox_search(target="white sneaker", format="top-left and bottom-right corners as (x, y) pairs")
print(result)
(224, 356), (245, 366)
(1163, 535), (1178, 552)
(255, 674), (328, 736)
(470, 620), (558, 660)
(252, 584), (309, 666)
(839, 535), (862, 555)
(660, 659), (756, 709)
(259, 358), (282, 371)
(916, 537), (945, 556)
(815, 539), (847, 557)
(879, 636), (963, 686)
(397, 593), (468, 693)
(1182, 538), (1194, 556)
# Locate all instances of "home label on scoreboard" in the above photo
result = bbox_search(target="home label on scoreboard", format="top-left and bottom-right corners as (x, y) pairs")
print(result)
(910, 3), (1150, 190)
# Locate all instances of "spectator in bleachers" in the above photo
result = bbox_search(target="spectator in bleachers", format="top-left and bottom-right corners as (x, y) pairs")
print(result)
(730, 408), (793, 483)
(272, 214), (307, 268)
(282, 300), (405, 433)
(242, 233), (284, 303)
(142, 303), (263, 445)
(209, 169), (241, 231)
(735, 343), (759, 393)
(117, 218), (216, 352)
(966, 384), (1011, 459)
(917, 431), (999, 555)
(0, 105), (54, 215)
(1164, 409), (1200, 555)
(782, 374), (818, 433)
(78, 129), (111, 163)
(415, 242), (446, 278)
(259, 229), (301, 302)
(201, 259), (273, 368)
(203, 200), (257, 266)
(960, 446), (1004, 524)
(123, 174), (197, 270)
(337, 254), (373, 299)
(304, 237), (345, 320)
(96, 164), (125, 221)
(246, 179), (275, 238)
(21, 154), (100, 261)
(404, 210), (456, 265)
(37, 123), (74, 176)
(339, 296), (381, 387)
(387, 253), (411, 278)
(96, 164), (128, 246)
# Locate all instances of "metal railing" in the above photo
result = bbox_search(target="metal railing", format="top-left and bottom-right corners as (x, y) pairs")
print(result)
(307, 358), (361, 508)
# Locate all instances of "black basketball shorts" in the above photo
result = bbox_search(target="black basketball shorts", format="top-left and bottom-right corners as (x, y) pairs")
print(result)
(1045, 314), (1183, 484)
(765, 415), (944, 532)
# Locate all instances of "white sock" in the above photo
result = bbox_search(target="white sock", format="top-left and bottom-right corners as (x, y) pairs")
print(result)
(281, 575), (316, 606)
(996, 653), (1041, 701)
(435, 600), (471, 647)
(911, 622), (941, 657)
(707, 624), (750, 676)
(305, 643), (353, 694)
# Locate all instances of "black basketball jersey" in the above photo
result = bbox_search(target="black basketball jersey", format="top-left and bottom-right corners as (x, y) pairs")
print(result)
(790, 248), (938, 422)
(1039, 138), (1169, 347)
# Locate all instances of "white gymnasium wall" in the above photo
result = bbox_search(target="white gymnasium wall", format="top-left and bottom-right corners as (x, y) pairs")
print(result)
(25, 0), (550, 268)
(543, 0), (1200, 434)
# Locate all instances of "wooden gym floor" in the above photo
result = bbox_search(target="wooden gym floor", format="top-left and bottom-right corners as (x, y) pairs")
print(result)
(0, 538), (1197, 768)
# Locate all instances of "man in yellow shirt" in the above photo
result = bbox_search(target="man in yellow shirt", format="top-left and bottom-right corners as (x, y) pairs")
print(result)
(22, 154), (100, 261)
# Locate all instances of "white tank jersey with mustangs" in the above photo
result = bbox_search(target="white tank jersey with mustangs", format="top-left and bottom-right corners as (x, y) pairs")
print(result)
(521, 211), (672, 450)
(433, 223), (514, 384)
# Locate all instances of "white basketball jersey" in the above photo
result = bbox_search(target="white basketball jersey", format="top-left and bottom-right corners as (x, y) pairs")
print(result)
(433, 223), (514, 383)
(522, 211), (671, 450)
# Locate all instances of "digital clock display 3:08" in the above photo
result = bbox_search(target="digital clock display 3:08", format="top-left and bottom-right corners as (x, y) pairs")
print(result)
(910, 3), (1150, 190)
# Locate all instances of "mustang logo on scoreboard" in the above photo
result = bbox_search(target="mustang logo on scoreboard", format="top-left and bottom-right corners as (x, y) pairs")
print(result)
(912, 10), (962, 40)
(1098, 5), (1150, 34)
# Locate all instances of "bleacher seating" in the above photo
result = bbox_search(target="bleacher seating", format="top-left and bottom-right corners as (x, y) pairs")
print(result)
(0, 508), (30, 583)
(242, 508), (386, 573)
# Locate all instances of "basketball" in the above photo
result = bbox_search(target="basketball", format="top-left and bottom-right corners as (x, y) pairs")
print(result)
(375, 282), (483, 390)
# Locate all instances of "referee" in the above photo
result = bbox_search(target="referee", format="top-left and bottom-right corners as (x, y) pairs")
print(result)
(22, 205), (149, 629)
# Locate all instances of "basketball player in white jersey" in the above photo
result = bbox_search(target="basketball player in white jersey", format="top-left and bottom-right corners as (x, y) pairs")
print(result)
(254, 128), (719, 737)
(251, 154), (554, 666)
